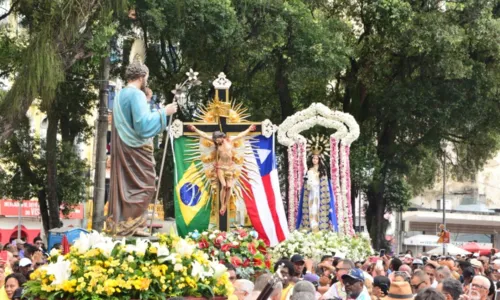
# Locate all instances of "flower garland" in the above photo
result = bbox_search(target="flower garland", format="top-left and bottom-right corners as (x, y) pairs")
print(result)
(298, 141), (306, 198)
(272, 230), (373, 262)
(330, 137), (343, 234)
(345, 145), (354, 235)
(340, 147), (350, 234)
(288, 144), (296, 231)
(277, 103), (360, 235)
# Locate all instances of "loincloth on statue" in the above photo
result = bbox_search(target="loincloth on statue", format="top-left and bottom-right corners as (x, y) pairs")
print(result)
(215, 164), (235, 179)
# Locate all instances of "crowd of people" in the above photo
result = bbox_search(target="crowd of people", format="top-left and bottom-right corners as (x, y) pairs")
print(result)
(0, 237), (56, 300)
(221, 249), (500, 300)
(0, 235), (498, 300)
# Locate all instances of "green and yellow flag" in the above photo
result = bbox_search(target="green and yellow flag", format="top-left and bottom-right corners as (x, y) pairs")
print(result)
(173, 137), (212, 236)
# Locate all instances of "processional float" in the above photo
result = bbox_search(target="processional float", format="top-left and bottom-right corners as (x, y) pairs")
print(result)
(277, 104), (360, 235)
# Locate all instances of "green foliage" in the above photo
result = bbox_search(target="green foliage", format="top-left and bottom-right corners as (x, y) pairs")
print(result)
(57, 143), (92, 216)
(0, 0), (126, 137)
(123, 0), (500, 248)
(0, 119), (91, 215)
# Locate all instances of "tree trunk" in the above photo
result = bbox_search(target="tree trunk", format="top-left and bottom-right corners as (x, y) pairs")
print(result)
(38, 189), (50, 236)
(46, 110), (61, 229)
(275, 55), (294, 121)
(366, 123), (396, 250)
(92, 54), (110, 232)
(366, 177), (389, 251)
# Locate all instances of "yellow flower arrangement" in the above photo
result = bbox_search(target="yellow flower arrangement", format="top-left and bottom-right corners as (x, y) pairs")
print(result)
(24, 231), (233, 299)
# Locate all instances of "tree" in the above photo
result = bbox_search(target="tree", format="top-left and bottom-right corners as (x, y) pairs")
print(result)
(120, 0), (351, 217)
(321, 0), (500, 248)
(0, 0), (126, 232)
(0, 117), (90, 236)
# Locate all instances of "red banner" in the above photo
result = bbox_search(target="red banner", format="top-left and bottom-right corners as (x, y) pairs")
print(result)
(0, 200), (84, 219)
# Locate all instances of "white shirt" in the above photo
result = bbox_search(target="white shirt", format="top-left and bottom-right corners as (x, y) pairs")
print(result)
(431, 280), (438, 288)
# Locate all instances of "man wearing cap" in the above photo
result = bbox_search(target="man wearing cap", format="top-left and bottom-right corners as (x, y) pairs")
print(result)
(385, 282), (414, 300)
(18, 258), (32, 278)
(412, 259), (424, 271)
(404, 254), (414, 265)
(321, 259), (355, 299)
(291, 254), (306, 280)
(373, 276), (391, 299)
(341, 268), (371, 300)
(470, 259), (484, 275)
(14, 240), (24, 259)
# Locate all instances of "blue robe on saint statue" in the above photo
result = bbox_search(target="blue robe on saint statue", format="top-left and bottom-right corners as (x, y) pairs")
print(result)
(107, 86), (168, 236)
(296, 168), (338, 232)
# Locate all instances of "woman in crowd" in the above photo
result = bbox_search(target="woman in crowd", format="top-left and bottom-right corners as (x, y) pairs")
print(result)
(4, 273), (26, 300)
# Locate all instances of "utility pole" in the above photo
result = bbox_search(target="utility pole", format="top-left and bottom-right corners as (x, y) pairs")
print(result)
(92, 53), (110, 232)
(442, 151), (446, 255)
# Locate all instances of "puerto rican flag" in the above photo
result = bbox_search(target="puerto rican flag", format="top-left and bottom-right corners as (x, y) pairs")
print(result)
(241, 135), (289, 246)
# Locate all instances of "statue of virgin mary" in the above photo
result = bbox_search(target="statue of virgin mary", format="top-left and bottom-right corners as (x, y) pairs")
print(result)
(296, 136), (338, 232)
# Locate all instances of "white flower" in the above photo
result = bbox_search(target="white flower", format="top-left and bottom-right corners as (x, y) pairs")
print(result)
(210, 261), (227, 279)
(174, 263), (183, 272)
(175, 239), (195, 257)
(73, 231), (110, 254)
(127, 255), (134, 262)
(171, 84), (185, 100)
(135, 239), (149, 256)
(232, 241), (239, 246)
(151, 242), (170, 262)
(186, 68), (199, 81)
(49, 248), (60, 257)
(209, 234), (216, 240)
(44, 256), (71, 285)
(124, 238), (149, 256)
(73, 232), (91, 253)
(213, 250), (219, 256)
(225, 251), (230, 257)
(191, 260), (214, 279)
(93, 239), (117, 257)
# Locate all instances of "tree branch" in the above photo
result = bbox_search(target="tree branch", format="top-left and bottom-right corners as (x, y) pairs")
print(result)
(0, 0), (19, 22)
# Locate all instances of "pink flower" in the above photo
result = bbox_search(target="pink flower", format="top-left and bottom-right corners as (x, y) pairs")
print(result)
(247, 243), (257, 255)
(231, 256), (242, 267)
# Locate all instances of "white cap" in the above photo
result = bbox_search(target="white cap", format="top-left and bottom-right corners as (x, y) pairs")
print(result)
(404, 254), (413, 259)
(19, 258), (32, 267)
(470, 259), (482, 269)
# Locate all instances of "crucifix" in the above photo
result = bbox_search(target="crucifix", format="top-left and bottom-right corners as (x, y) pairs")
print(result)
(182, 73), (262, 231)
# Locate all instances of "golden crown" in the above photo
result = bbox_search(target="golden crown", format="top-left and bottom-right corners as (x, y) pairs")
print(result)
(307, 135), (330, 158)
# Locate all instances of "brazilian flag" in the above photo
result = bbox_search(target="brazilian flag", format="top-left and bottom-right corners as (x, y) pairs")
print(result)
(173, 137), (212, 236)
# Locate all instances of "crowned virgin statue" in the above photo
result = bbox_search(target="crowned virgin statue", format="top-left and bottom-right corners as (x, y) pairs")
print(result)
(296, 136), (338, 232)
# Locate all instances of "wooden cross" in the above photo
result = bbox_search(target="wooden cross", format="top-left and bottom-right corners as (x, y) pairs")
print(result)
(182, 73), (262, 231)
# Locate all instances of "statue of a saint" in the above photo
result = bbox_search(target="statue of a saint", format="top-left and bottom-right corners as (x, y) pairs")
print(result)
(296, 149), (338, 232)
(106, 62), (177, 236)
(187, 125), (256, 215)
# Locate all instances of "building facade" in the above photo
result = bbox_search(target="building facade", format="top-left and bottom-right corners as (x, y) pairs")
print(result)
(401, 153), (500, 253)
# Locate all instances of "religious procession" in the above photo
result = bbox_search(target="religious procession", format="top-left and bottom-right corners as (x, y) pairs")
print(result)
(1, 1), (500, 300)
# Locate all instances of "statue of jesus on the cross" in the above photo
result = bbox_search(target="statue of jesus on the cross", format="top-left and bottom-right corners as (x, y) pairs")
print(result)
(187, 125), (256, 215)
